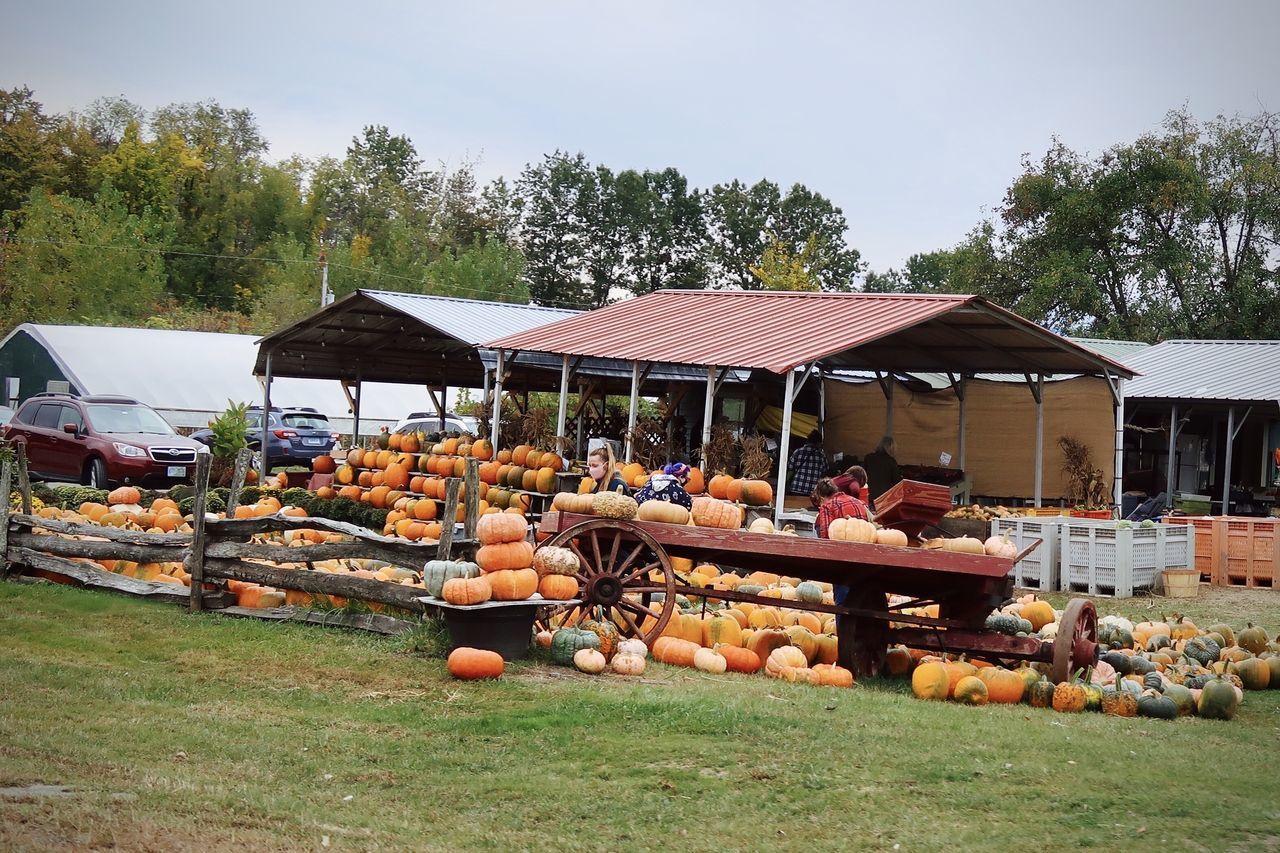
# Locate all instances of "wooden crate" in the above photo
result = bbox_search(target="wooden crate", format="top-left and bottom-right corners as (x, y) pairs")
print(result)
(873, 479), (951, 517)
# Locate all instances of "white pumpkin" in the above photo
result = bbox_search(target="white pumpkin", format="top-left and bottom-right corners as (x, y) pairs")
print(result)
(109, 503), (144, 515)
(874, 527), (909, 547)
(748, 517), (776, 534)
(615, 638), (648, 658)
(983, 530), (1018, 558)
(573, 648), (607, 674)
(611, 652), (646, 676)
(692, 647), (727, 674)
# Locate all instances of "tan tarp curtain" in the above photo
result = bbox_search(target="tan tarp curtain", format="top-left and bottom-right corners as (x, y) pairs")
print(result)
(823, 376), (1115, 502)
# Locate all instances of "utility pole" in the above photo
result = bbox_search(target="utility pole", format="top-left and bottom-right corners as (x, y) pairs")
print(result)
(319, 249), (332, 306)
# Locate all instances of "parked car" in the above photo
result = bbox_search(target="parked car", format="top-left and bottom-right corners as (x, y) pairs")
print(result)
(1, 393), (204, 488)
(190, 406), (339, 470)
(393, 411), (479, 436)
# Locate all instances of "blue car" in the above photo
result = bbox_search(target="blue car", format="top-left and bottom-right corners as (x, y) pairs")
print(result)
(191, 407), (339, 470)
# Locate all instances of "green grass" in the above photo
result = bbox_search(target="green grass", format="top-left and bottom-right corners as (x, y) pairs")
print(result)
(2, 581), (1279, 851)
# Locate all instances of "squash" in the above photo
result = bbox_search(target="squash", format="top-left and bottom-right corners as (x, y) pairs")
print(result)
(581, 619), (621, 660)
(745, 627), (792, 665)
(574, 648), (607, 674)
(953, 675), (989, 705)
(1026, 680), (1055, 708)
(1238, 623), (1269, 655)
(1051, 681), (1087, 713)
(615, 638), (648, 658)
(690, 497), (742, 529)
(441, 575), (492, 606)
(447, 647), (504, 680)
(1021, 600), (1056, 632)
(983, 530), (1018, 558)
(538, 574), (579, 600)
(531, 545), (580, 577)
(1100, 686), (1139, 717)
(795, 581), (824, 603)
(551, 627), (601, 666)
(423, 559), (481, 598)
(693, 647), (728, 673)
(1136, 689), (1178, 720)
(487, 568), (538, 601)
(748, 517), (776, 534)
(874, 527), (909, 547)
(476, 512), (528, 544)
(476, 541), (535, 572)
(593, 491), (638, 520)
(611, 652), (646, 676)
(828, 517), (876, 543)
(636, 500), (691, 525)
(702, 614), (743, 648)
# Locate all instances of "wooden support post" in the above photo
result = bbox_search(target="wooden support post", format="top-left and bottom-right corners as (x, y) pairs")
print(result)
(185, 452), (212, 612)
(437, 477), (461, 560)
(15, 443), (32, 515)
(0, 450), (12, 576)
(464, 457), (479, 542)
(224, 447), (253, 517)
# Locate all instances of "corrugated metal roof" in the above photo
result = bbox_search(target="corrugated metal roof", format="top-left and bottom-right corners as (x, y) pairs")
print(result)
(1123, 339), (1280, 404)
(359, 290), (578, 345)
(484, 290), (1136, 377)
(1069, 337), (1151, 364)
(0, 324), (426, 428)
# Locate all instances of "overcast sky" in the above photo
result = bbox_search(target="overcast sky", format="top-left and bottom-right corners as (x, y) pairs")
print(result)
(6, 1), (1279, 274)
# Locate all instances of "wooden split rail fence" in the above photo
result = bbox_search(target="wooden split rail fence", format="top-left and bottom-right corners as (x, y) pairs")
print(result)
(1, 446), (483, 629)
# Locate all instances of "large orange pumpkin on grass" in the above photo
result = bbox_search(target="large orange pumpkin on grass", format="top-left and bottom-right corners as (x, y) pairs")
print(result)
(447, 647), (504, 679)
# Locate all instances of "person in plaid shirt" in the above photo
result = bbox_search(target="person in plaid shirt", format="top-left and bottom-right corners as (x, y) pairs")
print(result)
(814, 477), (871, 606)
(787, 430), (827, 496)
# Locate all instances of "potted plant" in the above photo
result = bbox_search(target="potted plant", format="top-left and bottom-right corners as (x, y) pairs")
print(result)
(206, 401), (255, 487)
(1058, 436), (1111, 519)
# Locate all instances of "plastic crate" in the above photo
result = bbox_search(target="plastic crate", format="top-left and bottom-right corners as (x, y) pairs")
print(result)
(990, 517), (1060, 591)
(1060, 522), (1195, 597)
(1162, 516), (1217, 581)
(1221, 518), (1278, 588)
(1025, 506), (1069, 517)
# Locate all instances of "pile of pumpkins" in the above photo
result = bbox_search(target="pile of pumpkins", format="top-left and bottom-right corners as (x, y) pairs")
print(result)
(426, 513), (584, 606)
(905, 597), (1275, 721)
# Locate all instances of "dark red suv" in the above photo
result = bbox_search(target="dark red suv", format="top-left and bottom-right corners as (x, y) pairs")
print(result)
(2, 393), (204, 488)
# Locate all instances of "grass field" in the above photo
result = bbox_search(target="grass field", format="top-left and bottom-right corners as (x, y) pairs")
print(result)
(2, 580), (1278, 851)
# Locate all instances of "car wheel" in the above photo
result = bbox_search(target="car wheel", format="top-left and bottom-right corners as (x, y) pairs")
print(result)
(84, 458), (109, 489)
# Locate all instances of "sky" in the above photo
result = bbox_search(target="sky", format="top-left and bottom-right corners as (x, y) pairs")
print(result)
(5, 0), (1280, 274)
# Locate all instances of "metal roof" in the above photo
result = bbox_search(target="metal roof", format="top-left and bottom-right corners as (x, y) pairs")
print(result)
(1123, 339), (1280, 405)
(0, 324), (426, 428)
(484, 290), (1137, 378)
(254, 290), (579, 386)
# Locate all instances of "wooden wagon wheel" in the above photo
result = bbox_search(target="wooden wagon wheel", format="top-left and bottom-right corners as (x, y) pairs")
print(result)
(1050, 598), (1099, 684)
(541, 518), (677, 646)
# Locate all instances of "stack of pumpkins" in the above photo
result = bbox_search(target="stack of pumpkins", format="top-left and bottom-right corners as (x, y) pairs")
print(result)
(437, 513), (539, 605)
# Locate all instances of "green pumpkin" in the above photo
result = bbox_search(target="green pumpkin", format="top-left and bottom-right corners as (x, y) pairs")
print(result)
(1118, 678), (1143, 696)
(1237, 623), (1269, 655)
(1206, 624), (1235, 648)
(580, 619), (620, 660)
(422, 559), (481, 598)
(1263, 654), (1280, 689)
(1182, 636), (1220, 668)
(1136, 690), (1178, 720)
(1196, 677), (1240, 720)
(1101, 651), (1133, 676)
(795, 581), (824, 603)
(1128, 655), (1157, 676)
(1145, 634), (1172, 653)
(1161, 683), (1196, 716)
(1104, 625), (1135, 649)
(1027, 680), (1055, 709)
(736, 584), (765, 596)
(1082, 683), (1103, 712)
(1143, 671), (1165, 691)
(550, 627), (600, 666)
(985, 613), (1023, 636)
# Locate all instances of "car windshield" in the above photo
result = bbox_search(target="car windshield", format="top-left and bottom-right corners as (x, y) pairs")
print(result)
(282, 413), (330, 429)
(85, 404), (176, 435)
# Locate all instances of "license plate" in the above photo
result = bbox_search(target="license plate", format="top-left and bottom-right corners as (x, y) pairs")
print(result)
(167, 466), (187, 477)
(304, 438), (323, 446)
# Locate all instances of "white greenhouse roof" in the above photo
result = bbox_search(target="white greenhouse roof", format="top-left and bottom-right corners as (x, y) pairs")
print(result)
(2, 324), (444, 429)
(1124, 339), (1280, 405)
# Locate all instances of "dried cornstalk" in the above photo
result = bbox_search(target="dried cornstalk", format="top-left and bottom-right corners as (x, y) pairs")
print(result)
(702, 422), (739, 476)
(1058, 435), (1108, 508)
(740, 434), (772, 480)
(625, 416), (670, 470)
(520, 405), (556, 447)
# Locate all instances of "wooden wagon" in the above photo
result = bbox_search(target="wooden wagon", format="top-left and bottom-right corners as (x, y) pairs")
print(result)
(536, 512), (1099, 682)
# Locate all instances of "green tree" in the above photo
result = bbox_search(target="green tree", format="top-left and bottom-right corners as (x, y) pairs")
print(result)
(0, 87), (66, 214)
(615, 167), (708, 296)
(516, 151), (609, 308)
(750, 234), (820, 291)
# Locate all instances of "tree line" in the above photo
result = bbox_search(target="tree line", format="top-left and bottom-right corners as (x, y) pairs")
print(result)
(2, 85), (1277, 342)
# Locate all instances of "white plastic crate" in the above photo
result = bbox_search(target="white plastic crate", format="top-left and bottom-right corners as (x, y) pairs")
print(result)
(1060, 522), (1195, 597)
(990, 517), (1060, 591)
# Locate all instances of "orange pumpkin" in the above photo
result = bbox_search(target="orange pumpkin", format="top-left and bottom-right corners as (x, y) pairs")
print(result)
(691, 496), (741, 529)
(707, 474), (733, 499)
(738, 479), (773, 506)
(442, 575), (492, 605)
(813, 663), (855, 688)
(716, 644), (762, 673)
(652, 636), (700, 667)
(911, 660), (950, 700)
(538, 574), (579, 600)
(108, 486), (141, 505)
(475, 541), (535, 572)
(476, 512), (528, 545)
(447, 647), (504, 679)
(312, 455), (336, 474)
(487, 568), (538, 600)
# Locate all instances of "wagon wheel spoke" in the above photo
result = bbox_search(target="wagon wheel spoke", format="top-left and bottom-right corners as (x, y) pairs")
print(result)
(589, 530), (604, 576)
(615, 605), (644, 639)
(1051, 598), (1098, 684)
(567, 540), (591, 573)
(617, 598), (662, 622)
(613, 540), (649, 579)
(618, 560), (662, 587)
(604, 529), (623, 572)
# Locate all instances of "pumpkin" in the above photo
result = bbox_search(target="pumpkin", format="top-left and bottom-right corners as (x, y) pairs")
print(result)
(764, 645), (809, 678)
(1051, 681), (1087, 713)
(477, 512), (528, 544)
(911, 661), (950, 700)
(748, 517), (776, 534)
(107, 486), (141, 505)
(746, 628), (792, 665)
(983, 530), (1018, 558)
(636, 500), (691, 525)
(574, 648), (607, 674)
(538, 574), (579, 600)
(784, 626), (819, 664)
(551, 627), (601, 666)
(813, 663), (855, 688)
(487, 568), (538, 601)
(1228, 656), (1270, 690)
(611, 652), (646, 676)
(1238, 623), (1269, 655)
(981, 668), (1026, 704)
(690, 497), (742, 529)
(653, 636), (700, 667)
(441, 575), (492, 606)
(829, 517), (877, 543)
(593, 491), (638, 519)
(615, 638), (648, 658)
(874, 527), (909, 547)
(423, 559), (481, 598)
(581, 619), (621, 660)
(1100, 687), (1139, 717)
(885, 646), (914, 676)
(693, 648), (728, 673)
(716, 644), (762, 673)
(1026, 680), (1055, 708)
(447, 647), (504, 680)
(1136, 689), (1178, 720)
(953, 675), (989, 705)
(702, 614), (743, 648)
(943, 535), (986, 554)
(1021, 600), (1056, 632)
(531, 546), (580, 578)
(738, 479), (773, 506)
(476, 541), (535, 572)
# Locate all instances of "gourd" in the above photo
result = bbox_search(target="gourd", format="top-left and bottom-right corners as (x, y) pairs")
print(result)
(487, 568), (538, 601)
(592, 491), (638, 519)
(828, 517), (876, 543)
(983, 530), (1018, 558)
(636, 500), (691, 524)
(551, 627), (601, 666)
(573, 648), (607, 674)
(581, 619), (621, 660)
(944, 536), (986, 555)
(1051, 680), (1087, 713)
(1100, 686), (1139, 717)
(1026, 680), (1055, 708)
(693, 647), (728, 673)
(874, 527), (909, 547)
(441, 575), (492, 606)
(447, 647), (504, 680)
(985, 613), (1024, 636)
(531, 545), (580, 577)
(615, 638), (648, 658)
(953, 676), (989, 705)
(611, 652), (646, 675)
(690, 497), (742, 529)
(476, 512), (528, 544)
(423, 559), (481, 598)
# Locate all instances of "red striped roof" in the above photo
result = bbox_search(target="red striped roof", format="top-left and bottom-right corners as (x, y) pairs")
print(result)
(484, 291), (1136, 377)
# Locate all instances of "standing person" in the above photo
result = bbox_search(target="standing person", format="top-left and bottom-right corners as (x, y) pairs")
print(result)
(862, 436), (901, 508)
(634, 462), (694, 510)
(787, 429), (827, 497)
(813, 477), (871, 606)
(584, 444), (630, 495)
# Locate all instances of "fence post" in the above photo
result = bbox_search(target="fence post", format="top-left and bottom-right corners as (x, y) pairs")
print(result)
(0, 448), (12, 577)
(224, 447), (253, 517)
(15, 443), (31, 516)
(437, 478), (460, 560)
(185, 452), (212, 612)
(464, 458), (479, 542)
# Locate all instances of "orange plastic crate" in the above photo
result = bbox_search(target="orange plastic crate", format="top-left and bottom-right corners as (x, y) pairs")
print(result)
(1162, 516), (1217, 581)
(1162, 516), (1278, 587)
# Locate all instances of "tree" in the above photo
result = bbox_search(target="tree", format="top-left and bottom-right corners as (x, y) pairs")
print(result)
(750, 234), (820, 291)
(516, 151), (609, 308)
(0, 87), (66, 214)
(615, 167), (708, 296)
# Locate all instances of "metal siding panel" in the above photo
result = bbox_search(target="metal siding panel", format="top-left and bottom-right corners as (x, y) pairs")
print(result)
(363, 290), (577, 344)
(1124, 340), (1280, 403)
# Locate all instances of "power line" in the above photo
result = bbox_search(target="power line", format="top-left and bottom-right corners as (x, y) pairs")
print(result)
(5, 235), (597, 310)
